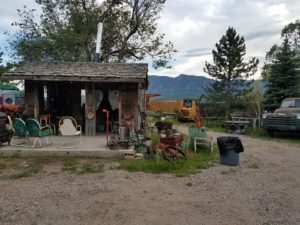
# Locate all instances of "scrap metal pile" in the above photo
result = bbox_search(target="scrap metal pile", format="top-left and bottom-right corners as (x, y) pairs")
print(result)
(107, 120), (187, 161)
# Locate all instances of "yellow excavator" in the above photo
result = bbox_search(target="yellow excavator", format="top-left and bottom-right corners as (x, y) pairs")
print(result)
(178, 99), (199, 122)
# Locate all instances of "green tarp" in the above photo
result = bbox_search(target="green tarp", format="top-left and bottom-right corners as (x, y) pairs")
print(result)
(0, 83), (18, 90)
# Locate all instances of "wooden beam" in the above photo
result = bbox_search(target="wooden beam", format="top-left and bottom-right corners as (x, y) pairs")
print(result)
(1, 76), (146, 84)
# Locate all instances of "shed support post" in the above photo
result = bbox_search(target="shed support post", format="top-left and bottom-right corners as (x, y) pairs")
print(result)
(33, 84), (40, 119)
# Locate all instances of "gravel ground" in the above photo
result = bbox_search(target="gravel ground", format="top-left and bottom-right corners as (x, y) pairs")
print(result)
(0, 130), (300, 225)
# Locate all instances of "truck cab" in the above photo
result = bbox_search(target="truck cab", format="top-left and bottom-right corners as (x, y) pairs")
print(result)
(262, 98), (300, 133)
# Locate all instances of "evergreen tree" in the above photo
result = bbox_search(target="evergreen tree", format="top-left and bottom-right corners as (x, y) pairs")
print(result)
(263, 38), (300, 111)
(203, 80), (226, 103)
(203, 27), (259, 115)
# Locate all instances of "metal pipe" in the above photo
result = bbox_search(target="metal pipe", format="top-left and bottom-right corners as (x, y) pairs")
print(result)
(95, 22), (103, 62)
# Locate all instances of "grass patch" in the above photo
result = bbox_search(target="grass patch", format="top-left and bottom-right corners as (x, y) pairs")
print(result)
(79, 163), (104, 174)
(0, 164), (6, 170)
(62, 157), (79, 172)
(120, 150), (217, 177)
(247, 162), (259, 169)
(245, 128), (272, 139)
(245, 128), (300, 145)
(186, 181), (192, 187)
(62, 157), (105, 174)
(220, 167), (236, 175)
(8, 165), (40, 179)
(0, 156), (108, 179)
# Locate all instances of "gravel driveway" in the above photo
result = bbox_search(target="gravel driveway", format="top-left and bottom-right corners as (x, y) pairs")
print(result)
(0, 130), (299, 225)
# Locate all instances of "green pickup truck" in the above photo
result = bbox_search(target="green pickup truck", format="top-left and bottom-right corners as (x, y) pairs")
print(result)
(262, 98), (300, 134)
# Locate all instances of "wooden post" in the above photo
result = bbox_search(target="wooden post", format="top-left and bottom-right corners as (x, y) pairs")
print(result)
(137, 83), (144, 130)
(119, 84), (138, 132)
(25, 80), (39, 118)
(85, 83), (96, 136)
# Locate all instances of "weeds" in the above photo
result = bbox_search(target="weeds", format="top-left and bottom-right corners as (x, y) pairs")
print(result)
(247, 162), (259, 169)
(79, 163), (104, 174)
(186, 182), (192, 187)
(220, 167), (237, 175)
(0, 156), (106, 179)
(245, 128), (300, 145)
(120, 150), (217, 177)
(8, 165), (40, 179)
(0, 164), (6, 170)
(62, 157), (105, 174)
(62, 157), (78, 172)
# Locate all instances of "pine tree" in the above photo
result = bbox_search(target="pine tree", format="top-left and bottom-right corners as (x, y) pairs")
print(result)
(204, 27), (259, 116)
(263, 38), (300, 111)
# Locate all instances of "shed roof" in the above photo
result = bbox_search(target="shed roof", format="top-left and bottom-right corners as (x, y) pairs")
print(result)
(2, 62), (148, 83)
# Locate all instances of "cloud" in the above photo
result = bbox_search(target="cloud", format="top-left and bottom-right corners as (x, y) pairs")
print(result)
(185, 48), (211, 54)
(179, 48), (211, 58)
(0, 0), (41, 50)
(1, 0), (300, 80)
(153, 0), (300, 79)
(245, 29), (280, 41)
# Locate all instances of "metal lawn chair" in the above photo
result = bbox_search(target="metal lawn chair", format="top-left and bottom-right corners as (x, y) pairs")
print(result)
(10, 118), (29, 146)
(58, 116), (82, 148)
(26, 119), (52, 148)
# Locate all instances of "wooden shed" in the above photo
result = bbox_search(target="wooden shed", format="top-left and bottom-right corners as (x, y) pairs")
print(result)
(2, 62), (148, 136)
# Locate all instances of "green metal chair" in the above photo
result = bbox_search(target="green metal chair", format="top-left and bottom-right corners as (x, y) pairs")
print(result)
(188, 126), (213, 152)
(26, 119), (52, 148)
(11, 118), (29, 146)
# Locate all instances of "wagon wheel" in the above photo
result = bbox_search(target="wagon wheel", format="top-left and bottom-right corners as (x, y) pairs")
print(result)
(162, 146), (188, 161)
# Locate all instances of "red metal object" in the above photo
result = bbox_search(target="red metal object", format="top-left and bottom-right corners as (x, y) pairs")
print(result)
(157, 143), (168, 149)
(160, 134), (183, 146)
(195, 114), (203, 128)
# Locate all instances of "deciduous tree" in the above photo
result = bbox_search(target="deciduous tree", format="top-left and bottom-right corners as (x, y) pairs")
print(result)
(9, 0), (176, 69)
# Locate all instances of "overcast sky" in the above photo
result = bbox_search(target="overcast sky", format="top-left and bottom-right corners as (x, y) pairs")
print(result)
(0, 0), (300, 79)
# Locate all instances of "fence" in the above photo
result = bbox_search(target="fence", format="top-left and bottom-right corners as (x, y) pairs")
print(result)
(148, 100), (181, 113)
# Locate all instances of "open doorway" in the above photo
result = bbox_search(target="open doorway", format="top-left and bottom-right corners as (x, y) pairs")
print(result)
(95, 89), (119, 133)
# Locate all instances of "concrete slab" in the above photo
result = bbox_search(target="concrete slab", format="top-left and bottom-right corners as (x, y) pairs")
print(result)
(0, 135), (134, 158)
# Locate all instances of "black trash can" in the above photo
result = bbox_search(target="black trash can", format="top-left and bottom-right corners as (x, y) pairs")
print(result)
(217, 136), (244, 166)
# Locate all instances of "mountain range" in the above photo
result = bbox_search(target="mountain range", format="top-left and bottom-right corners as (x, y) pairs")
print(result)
(147, 74), (266, 100)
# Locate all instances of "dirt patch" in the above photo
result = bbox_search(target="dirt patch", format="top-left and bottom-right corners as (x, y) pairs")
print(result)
(0, 131), (300, 225)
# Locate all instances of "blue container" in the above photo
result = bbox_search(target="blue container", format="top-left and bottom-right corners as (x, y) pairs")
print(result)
(219, 149), (239, 166)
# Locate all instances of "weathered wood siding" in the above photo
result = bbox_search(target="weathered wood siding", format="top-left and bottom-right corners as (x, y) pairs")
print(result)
(25, 80), (39, 117)
(119, 84), (139, 131)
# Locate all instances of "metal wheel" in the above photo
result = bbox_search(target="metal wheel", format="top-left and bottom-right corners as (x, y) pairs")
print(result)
(162, 146), (188, 161)
(108, 137), (118, 150)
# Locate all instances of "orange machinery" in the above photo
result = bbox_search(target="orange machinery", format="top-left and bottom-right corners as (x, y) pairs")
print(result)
(178, 99), (201, 122)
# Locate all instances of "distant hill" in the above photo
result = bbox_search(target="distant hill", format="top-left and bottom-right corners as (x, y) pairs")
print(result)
(147, 74), (266, 99)
(148, 74), (214, 99)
